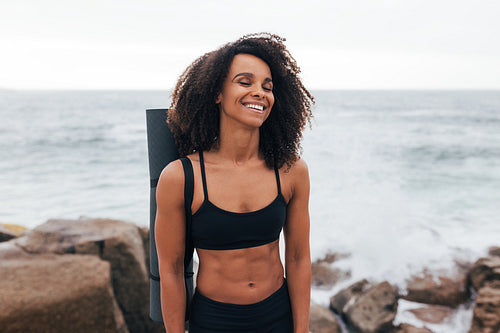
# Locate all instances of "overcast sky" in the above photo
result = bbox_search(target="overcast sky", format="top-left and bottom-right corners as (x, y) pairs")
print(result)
(1, 0), (499, 90)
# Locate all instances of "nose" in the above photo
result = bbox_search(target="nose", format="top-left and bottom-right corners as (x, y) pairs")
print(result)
(252, 87), (266, 99)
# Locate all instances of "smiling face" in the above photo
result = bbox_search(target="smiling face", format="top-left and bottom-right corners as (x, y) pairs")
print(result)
(216, 53), (274, 128)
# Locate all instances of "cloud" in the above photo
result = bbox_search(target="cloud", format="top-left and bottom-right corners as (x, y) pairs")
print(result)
(1, 0), (499, 89)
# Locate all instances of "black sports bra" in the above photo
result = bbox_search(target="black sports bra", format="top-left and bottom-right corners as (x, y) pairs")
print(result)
(191, 151), (287, 250)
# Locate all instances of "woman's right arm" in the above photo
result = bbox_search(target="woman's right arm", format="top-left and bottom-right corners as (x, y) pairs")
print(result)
(155, 160), (187, 333)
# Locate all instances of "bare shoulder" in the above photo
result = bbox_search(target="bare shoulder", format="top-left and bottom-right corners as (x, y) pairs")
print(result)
(159, 159), (184, 183)
(157, 159), (184, 202)
(280, 158), (310, 201)
(288, 158), (309, 177)
(282, 158), (309, 183)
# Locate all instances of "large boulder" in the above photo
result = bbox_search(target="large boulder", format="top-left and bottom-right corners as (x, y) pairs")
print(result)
(309, 304), (342, 333)
(469, 281), (500, 333)
(0, 223), (26, 242)
(331, 280), (398, 333)
(15, 218), (150, 333)
(0, 242), (127, 333)
(468, 256), (500, 291)
(402, 270), (468, 308)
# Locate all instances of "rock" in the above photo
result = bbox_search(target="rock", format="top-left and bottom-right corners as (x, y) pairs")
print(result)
(331, 280), (398, 333)
(408, 305), (453, 324)
(391, 323), (434, 333)
(402, 270), (468, 308)
(309, 304), (342, 333)
(0, 252), (128, 333)
(138, 225), (150, 275)
(316, 252), (351, 264)
(15, 218), (150, 333)
(0, 223), (27, 242)
(454, 258), (473, 272)
(489, 246), (500, 257)
(311, 261), (350, 289)
(330, 279), (371, 314)
(346, 281), (399, 333)
(0, 240), (30, 259)
(469, 282), (500, 333)
(468, 256), (500, 291)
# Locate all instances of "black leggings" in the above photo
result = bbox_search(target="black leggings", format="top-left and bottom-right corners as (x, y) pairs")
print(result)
(188, 280), (293, 333)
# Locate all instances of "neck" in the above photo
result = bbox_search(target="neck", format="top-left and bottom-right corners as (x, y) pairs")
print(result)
(215, 118), (261, 165)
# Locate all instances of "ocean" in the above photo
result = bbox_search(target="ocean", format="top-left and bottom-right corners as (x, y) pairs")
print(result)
(1, 90), (499, 332)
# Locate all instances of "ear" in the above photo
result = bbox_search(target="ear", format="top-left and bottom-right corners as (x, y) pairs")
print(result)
(215, 92), (222, 104)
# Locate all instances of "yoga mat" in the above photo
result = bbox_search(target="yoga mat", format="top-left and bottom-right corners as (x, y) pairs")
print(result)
(146, 108), (191, 323)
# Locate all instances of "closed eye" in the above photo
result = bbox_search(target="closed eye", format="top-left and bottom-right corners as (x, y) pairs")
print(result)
(237, 80), (272, 92)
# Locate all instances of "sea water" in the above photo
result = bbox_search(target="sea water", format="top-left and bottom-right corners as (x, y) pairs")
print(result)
(1, 90), (499, 331)
(302, 90), (500, 332)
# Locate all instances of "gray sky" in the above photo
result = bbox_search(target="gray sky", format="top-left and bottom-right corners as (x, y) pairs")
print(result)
(1, 0), (499, 90)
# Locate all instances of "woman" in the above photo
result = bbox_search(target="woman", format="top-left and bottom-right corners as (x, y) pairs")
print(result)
(155, 33), (313, 333)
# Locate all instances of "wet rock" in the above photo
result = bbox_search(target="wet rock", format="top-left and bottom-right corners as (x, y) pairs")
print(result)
(0, 252), (127, 333)
(489, 246), (500, 257)
(454, 258), (473, 273)
(391, 323), (434, 333)
(402, 270), (468, 308)
(311, 261), (350, 289)
(331, 280), (398, 333)
(469, 281), (500, 333)
(469, 256), (500, 291)
(346, 281), (399, 333)
(15, 218), (149, 333)
(408, 305), (453, 324)
(0, 223), (27, 242)
(309, 304), (342, 333)
(330, 279), (371, 314)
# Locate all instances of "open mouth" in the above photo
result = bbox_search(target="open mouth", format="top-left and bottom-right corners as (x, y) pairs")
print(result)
(243, 103), (265, 113)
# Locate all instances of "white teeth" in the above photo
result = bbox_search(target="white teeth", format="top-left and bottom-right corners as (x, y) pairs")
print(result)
(245, 104), (264, 111)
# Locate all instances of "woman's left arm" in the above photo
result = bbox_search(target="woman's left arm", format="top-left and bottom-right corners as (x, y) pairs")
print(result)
(284, 158), (311, 333)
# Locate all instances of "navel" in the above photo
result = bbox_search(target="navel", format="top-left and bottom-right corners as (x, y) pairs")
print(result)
(248, 282), (255, 288)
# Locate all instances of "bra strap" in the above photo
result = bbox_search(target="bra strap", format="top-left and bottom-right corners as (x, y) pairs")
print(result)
(199, 151), (209, 200)
(274, 166), (282, 195)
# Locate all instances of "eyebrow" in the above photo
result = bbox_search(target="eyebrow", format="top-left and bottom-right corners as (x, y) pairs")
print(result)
(232, 72), (273, 83)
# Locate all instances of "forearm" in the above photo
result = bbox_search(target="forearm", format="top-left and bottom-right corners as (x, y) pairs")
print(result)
(160, 272), (186, 333)
(286, 257), (311, 333)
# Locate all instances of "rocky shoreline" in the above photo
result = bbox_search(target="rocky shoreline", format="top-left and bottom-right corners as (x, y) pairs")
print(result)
(0, 218), (162, 333)
(309, 246), (500, 333)
(1, 219), (499, 333)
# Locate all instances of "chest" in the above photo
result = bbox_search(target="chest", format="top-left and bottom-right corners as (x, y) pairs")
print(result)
(201, 165), (280, 213)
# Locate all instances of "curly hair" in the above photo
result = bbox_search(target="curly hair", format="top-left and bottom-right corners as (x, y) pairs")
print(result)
(167, 33), (314, 169)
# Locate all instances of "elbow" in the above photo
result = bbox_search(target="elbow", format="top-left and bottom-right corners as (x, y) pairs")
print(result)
(285, 255), (311, 281)
(287, 245), (311, 264)
(286, 251), (311, 268)
(159, 257), (185, 279)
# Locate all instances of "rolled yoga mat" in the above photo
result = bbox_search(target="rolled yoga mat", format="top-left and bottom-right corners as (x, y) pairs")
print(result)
(146, 108), (193, 323)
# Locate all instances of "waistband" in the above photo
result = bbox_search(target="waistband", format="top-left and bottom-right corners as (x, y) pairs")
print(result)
(193, 278), (288, 310)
